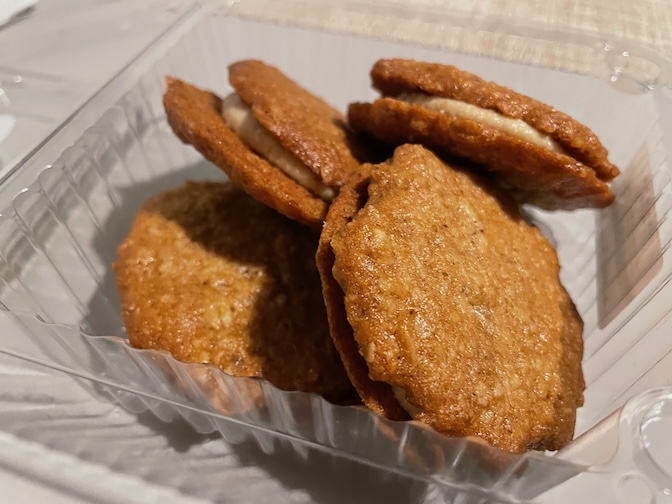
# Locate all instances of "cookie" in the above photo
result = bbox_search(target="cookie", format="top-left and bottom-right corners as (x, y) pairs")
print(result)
(323, 145), (585, 453)
(114, 180), (353, 399)
(348, 58), (619, 210)
(228, 60), (363, 189)
(164, 60), (365, 229)
(316, 165), (411, 421)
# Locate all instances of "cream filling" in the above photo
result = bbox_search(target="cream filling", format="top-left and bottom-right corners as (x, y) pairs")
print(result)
(221, 93), (335, 201)
(392, 386), (422, 417)
(397, 93), (563, 153)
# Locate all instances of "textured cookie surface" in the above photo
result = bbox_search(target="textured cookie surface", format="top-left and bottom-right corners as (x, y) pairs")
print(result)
(163, 77), (327, 228)
(370, 59), (619, 181)
(329, 145), (585, 452)
(115, 181), (352, 398)
(317, 166), (410, 421)
(229, 60), (361, 188)
(348, 58), (619, 210)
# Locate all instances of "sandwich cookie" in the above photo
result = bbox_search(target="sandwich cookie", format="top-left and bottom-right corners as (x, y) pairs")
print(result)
(348, 59), (619, 210)
(318, 145), (585, 452)
(164, 60), (364, 229)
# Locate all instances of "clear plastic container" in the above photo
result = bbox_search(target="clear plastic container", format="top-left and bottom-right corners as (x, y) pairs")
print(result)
(0, 0), (197, 181)
(1, 1), (672, 502)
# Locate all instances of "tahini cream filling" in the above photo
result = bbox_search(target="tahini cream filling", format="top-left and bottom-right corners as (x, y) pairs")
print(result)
(397, 93), (563, 153)
(393, 386), (422, 417)
(221, 93), (336, 201)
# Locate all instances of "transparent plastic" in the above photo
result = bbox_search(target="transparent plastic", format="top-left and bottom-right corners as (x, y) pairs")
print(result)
(0, 353), (458, 504)
(2, 2), (672, 502)
(0, 68), (91, 179)
(0, 358), (201, 504)
(0, 0), (197, 181)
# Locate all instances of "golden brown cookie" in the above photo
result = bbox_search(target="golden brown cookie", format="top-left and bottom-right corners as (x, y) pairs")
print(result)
(317, 165), (410, 421)
(114, 180), (353, 400)
(164, 77), (326, 229)
(326, 145), (585, 453)
(229, 60), (361, 189)
(164, 61), (367, 229)
(348, 58), (619, 210)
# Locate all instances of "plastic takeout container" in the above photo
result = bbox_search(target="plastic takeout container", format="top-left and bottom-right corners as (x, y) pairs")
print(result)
(2, 1), (672, 502)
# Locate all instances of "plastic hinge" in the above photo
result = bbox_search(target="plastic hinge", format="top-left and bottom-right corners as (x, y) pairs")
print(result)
(602, 40), (668, 92)
(608, 388), (672, 503)
(546, 390), (672, 504)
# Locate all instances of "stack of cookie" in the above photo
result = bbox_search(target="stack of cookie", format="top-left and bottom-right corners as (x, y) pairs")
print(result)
(115, 59), (619, 453)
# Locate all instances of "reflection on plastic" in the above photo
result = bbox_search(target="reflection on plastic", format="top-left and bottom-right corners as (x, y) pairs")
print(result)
(614, 389), (672, 503)
(640, 396), (672, 481)
(0, 113), (15, 145)
(596, 139), (664, 328)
